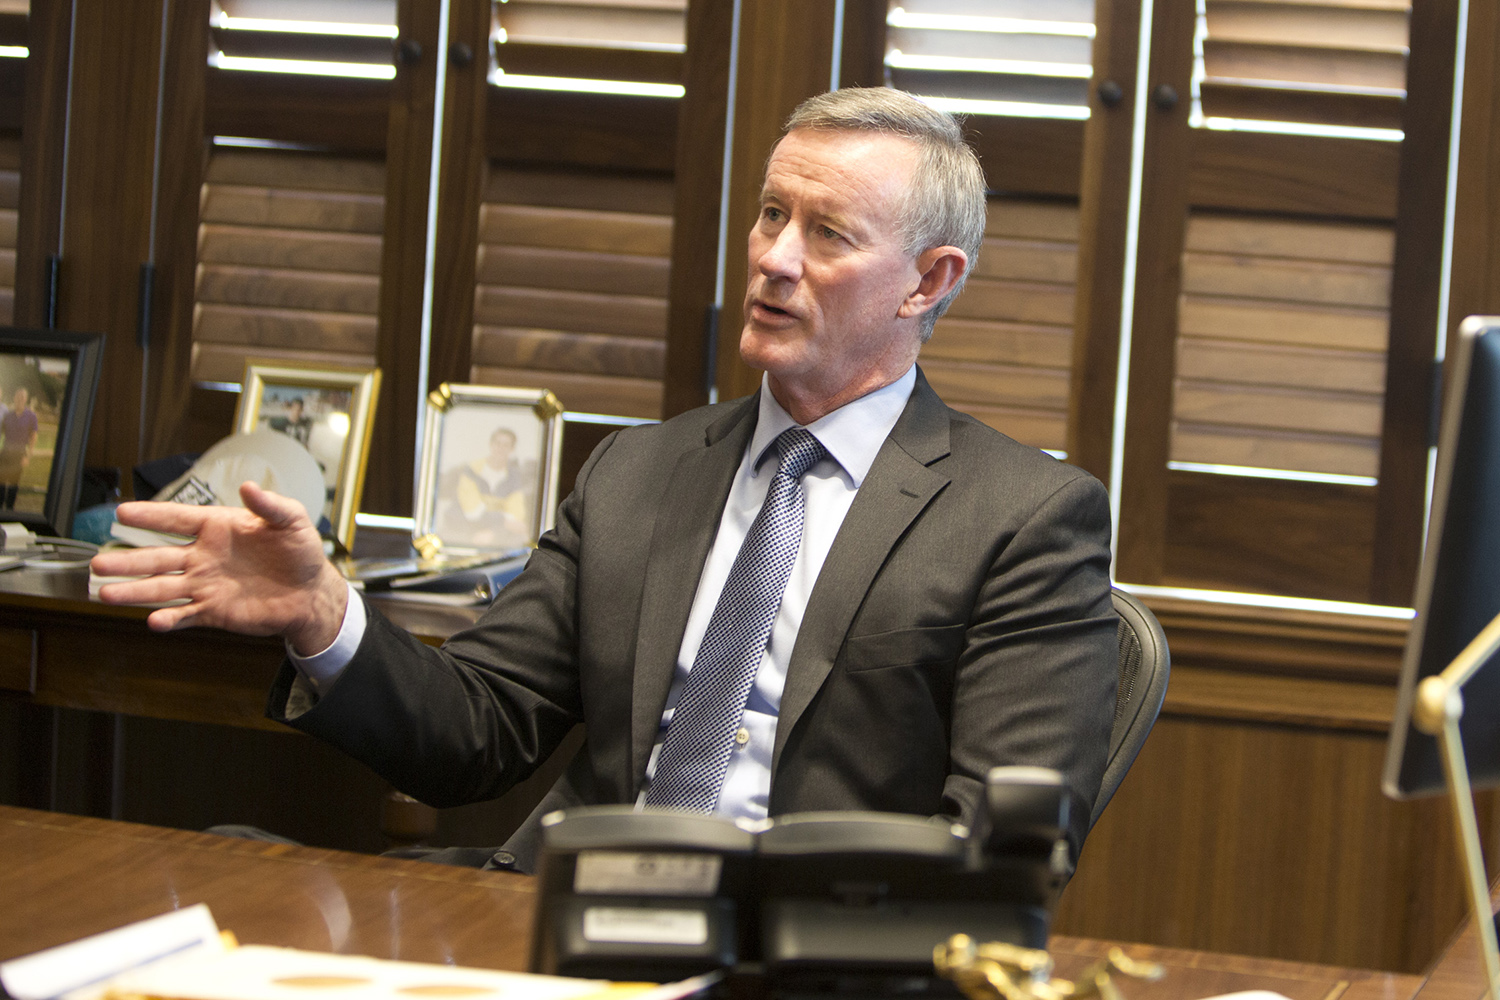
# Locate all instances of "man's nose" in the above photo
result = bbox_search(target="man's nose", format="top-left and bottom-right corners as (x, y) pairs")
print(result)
(757, 225), (805, 281)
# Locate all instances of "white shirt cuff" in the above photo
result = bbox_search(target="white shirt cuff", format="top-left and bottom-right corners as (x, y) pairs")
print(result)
(286, 581), (367, 694)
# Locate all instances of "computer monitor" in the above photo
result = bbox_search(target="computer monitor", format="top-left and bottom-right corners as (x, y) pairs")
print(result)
(1384, 316), (1500, 799)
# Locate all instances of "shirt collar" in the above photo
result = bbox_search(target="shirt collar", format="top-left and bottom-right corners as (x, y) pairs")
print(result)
(748, 366), (917, 487)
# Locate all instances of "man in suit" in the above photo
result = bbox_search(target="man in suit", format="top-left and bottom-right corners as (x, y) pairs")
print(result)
(93, 88), (1117, 872)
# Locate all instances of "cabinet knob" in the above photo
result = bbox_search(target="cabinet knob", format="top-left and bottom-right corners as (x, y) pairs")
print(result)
(449, 42), (474, 67)
(1097, 80), (1124, 108)
(1151, 83), (1178, 111)
(395, 37), (423, 65)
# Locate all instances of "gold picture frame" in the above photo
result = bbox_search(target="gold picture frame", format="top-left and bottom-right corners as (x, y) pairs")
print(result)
(233, 361), (381, 550)
(413, 383), (564, 561)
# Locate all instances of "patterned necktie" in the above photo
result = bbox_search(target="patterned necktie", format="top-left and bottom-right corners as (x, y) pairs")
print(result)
(645, 427), (827, 812)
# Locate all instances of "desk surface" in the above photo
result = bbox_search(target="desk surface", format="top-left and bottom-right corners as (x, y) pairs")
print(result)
(0, 805), (1436, 1000)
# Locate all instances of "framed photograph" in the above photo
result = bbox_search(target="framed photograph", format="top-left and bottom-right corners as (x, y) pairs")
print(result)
(233, 361), (381, 549)
(0, 328), (104, 538)
(413, 384), (564, 560)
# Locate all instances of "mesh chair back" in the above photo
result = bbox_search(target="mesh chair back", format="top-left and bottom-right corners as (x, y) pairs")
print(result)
(1092, 588), (1170, 826)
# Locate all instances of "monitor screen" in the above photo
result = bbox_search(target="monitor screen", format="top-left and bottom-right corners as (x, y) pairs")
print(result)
(1385, 316), (1500, 798)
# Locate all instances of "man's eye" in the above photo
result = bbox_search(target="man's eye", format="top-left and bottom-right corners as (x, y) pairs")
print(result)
(762, 206), (783, 222)
(820, 226), (842, 240)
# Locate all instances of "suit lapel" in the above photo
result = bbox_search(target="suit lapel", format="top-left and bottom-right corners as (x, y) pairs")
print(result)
(772, 370), (953, 774)
(630, 396), (759, 787)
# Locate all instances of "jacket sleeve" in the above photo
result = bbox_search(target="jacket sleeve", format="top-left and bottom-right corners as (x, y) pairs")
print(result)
(264, 433), (620, 808)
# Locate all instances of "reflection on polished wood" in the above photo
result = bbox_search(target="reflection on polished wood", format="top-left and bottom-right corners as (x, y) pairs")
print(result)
(0, 805), (1442, 1000)
(0, 806), (535, 970)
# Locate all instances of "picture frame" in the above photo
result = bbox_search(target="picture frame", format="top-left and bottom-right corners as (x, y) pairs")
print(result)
(0, 327), (104, 538)
(413, 383), (565, 561)
(233, 361), (381, 550)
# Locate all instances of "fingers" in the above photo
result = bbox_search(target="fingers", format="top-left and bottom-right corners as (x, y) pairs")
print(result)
(91, 544), (189, 579)
(115, 499), (214, 536)
(96, 571), (191, 608)
(239, 481), (307, 529)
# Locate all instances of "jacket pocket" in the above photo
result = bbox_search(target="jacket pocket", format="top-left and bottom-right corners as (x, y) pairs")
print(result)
(840, 623), (966, 672)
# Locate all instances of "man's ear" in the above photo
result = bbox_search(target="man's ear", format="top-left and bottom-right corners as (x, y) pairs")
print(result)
(897, 246), (968, 319)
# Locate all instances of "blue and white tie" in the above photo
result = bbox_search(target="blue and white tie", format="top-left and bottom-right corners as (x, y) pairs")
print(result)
(645, 427), (827, 812)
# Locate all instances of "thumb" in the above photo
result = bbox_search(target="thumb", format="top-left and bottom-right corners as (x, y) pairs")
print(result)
(239, 481), (310, 529)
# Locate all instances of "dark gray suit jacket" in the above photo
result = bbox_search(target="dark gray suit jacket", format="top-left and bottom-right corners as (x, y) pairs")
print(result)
(268, 370), (1117, 869)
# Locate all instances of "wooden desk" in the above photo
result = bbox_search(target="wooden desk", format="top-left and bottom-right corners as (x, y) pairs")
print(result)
(0, 564), (479, 730)
(0, 805), (1431, 1000)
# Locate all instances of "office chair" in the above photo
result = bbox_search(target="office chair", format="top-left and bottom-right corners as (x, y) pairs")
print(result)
(1091, 587), (1170, 827)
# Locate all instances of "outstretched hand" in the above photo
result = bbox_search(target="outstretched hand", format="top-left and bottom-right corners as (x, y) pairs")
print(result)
(91, 482), (348, 655)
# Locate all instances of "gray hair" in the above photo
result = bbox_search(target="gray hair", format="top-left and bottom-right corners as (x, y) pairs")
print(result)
(782, 87), (987, 339)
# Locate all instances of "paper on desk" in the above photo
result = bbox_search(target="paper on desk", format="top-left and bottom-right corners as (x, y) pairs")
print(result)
(1199, 992), (1296, 1000)
(102, 944), (661, 1000)
(0, 903), (225, 1000)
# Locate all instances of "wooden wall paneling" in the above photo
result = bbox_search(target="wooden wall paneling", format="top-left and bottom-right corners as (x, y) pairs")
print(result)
(1070, 0), (1144, 479)
(425, 0), (491, 392)
(1113, 3), (1198, 584)
(142, 0), (210, 464)
(1370, 0), (1462, 606)
(1055, 599), (1494, 973)
(56, 2), (171, 478)
(714, 0), (839, 403)
(14, 0), (70, 330)
(364, 0), (443, 516)
(1448, 0), (1500, 335)
(662, 0), (735, 418)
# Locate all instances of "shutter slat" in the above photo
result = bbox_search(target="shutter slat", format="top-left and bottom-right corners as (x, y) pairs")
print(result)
(924, 318), (1073, 368)
(191, 343), (379, 385)
(1181, 251), (1391, 309)
(920, 358), (1069, 411)
(479, 204), (673, 256)
(197, 264), (381, 314)
(1178, 299), (1388, 352)
(195, 303), (378, 354)
(946, 276), (1075, 326)
(1171, 424), (1379, 478)
(475, 245), (670, 298)
(473, 286), (667, 340)
(1174, 382), (1383, 437)
(1176, 339), (1386, 394)
(469, 365), (661, 419)
(201, 184), (385, 234)
(199, 224), (384, 274)
(472, 325), (665, 379)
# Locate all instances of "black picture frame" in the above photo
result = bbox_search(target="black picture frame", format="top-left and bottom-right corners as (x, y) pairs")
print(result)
(0, 327), (104, 538)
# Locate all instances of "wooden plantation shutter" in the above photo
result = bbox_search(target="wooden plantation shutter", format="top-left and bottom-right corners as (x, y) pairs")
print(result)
(470, 167), (671, 419)
(1196, 1), (1410, 131)
(925, 198), (1078, 452)
(192, 149), (385, 384)
(885, 0), (1094, 117)
(1171, 213), (1392, 479)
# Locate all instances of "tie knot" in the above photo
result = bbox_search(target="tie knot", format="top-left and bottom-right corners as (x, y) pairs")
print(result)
(775, 428), (825, 482)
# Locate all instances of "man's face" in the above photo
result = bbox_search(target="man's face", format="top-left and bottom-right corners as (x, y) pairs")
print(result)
(740, 128), (925, 420)
(489, 431), (515, 467)
(11, 389), (26, 410)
